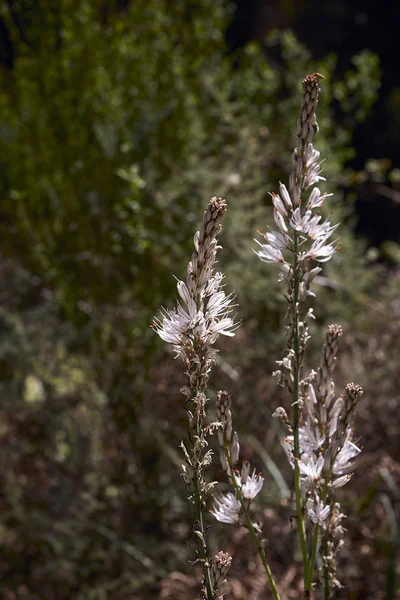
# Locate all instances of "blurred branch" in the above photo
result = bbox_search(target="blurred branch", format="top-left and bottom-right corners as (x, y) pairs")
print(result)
(71, 510), (157, 570)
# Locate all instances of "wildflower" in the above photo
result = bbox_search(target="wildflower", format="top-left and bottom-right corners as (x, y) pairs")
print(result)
(212, 493), (241, 524)
(298, 454), (324, 490)
(333, 437), (361, 475)
(255, 74), (338, 288)
(274, 208), (289, 234)
(307, 498), (330, 526)
(256, 74), (363, 596)
(330, 474), (352, 489)
(153, 197), (238, 596)
(306, 188), (332, 210)
(254, 239), (285, 264)
(271, 192), (289, 217)
(279, 182), (293, 210)
(153, 197), (239, 358)
(301, 238), (338, 263)
(299, 424), (325, 455)
(320, 503), (347, 590)
(234, 467), (264, 500)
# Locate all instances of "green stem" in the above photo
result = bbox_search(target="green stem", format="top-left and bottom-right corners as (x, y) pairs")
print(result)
(305, 524), (320, 592)
(190, 372), (214, 600)
(292, 234), (310, 584)
(194, 483), (214, 600)
(245, 515), (281, 600)
(305, 465), (334, 594)
(224, 444), (281, 600)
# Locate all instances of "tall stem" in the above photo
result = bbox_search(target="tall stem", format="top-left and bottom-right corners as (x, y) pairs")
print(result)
(224, 445), (281, 600)
(305, 524), (319, 593)
(190, 364), (214, 599)
(292, 233), (310, 588)
(194, 475), (214, 599)
(305, 467), (333, 593)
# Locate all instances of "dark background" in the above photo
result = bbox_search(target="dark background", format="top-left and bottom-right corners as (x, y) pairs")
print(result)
(227, 0), (400, 246)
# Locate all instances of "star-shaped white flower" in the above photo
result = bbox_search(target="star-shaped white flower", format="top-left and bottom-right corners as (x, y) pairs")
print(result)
(212, 493), (241, 524)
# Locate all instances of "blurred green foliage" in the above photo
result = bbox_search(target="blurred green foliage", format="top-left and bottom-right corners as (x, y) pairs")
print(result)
(0, 1), (397, 598)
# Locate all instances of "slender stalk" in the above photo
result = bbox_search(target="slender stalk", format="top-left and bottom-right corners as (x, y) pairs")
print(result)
(192, 406), (214, 600)
(194, 481), (214, 599)
(224, 443), (281, 600)
(305, 524), (320, 592)
(191, 352), (220, 600)
(305, 461), (338, 593)
(154, 197), (237, 599)
(245, 519), (281, 600)
(292, 234), (310, 586)
(256, 74), (360, 598)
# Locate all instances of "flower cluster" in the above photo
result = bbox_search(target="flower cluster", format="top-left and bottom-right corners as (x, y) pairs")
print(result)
(255, 74), (338, 280)
(259, 74), (364, 594)
(320, 503), (347, 590)
(284, 326), (363, 499)
(281, 324), (363, 589)
(212, 391), (264, 525)
(153, 198), (239, 600)
(153, 197), (239, 508)
(153, 197), (238, 366)
(154, 74), (366, 600)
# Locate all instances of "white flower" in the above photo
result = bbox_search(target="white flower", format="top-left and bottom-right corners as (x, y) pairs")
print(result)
(330, 474), (352, 488)
(264, 230), (289, 250)
(303, 266), (322, 287)
(212, 493), (241, 524)
(254, 238), (285, 264)
(279, 182), (293, 210)
(290, 209), (338, 245)
(301, 237), (338, 263)
(270, 192), (288, 217)
(333, 437), (361, 475)
(303, 160), (326, 189)
(208, 317), (237, 338)
(234, 468), (264, 500)
(206, 292), (232, 319)
(304, 383), (317, 418)
(307, 218), (339, 242)
(298, 422), (325, 454)
(274, 208), (289, 233)
(306, 187), (325, 210)
(290, 207), (315, 233)
(154, 272), (238, 351)
(307, 499), (330, 526)
(298, 454), (324, 488)
(177, 281), (197, 314)
(152, 303), (196, 347)
(304, 144), (320, 168)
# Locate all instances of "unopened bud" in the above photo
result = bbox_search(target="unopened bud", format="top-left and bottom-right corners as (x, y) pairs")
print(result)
(210, 551), (232, 598)
(272, 406), (289, 424)
(217, 390), (231, 420)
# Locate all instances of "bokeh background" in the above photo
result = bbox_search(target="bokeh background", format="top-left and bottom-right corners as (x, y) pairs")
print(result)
(0, 1), (399, 598)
